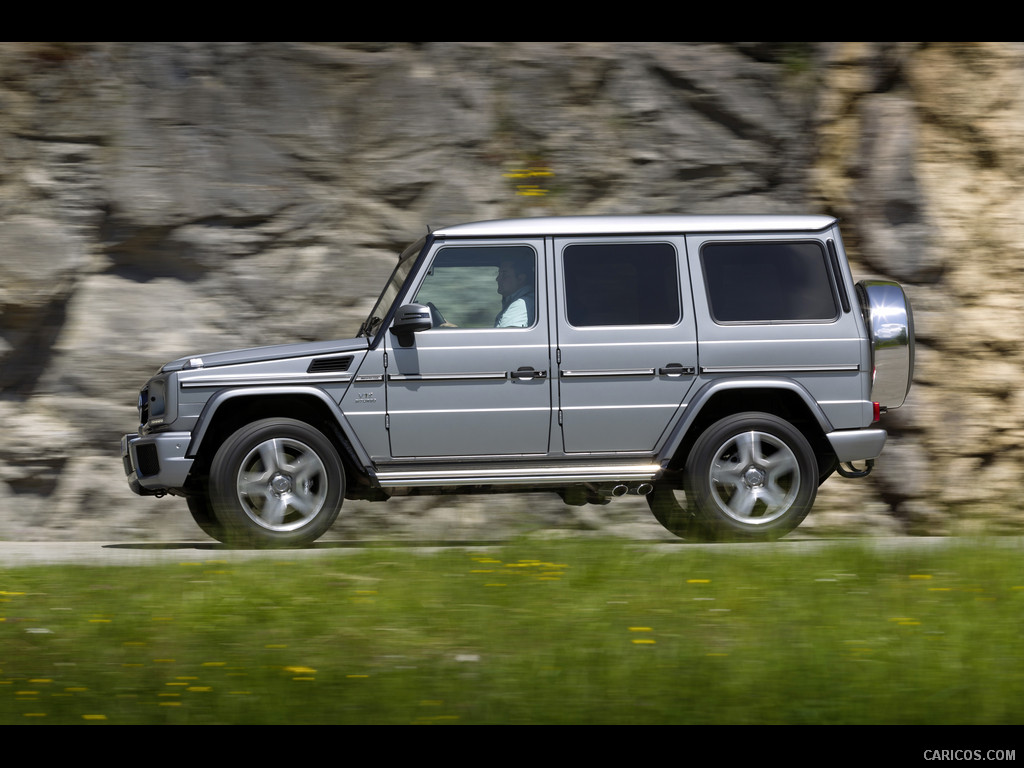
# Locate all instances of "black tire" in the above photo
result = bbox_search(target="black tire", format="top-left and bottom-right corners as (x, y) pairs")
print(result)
(646, 482), (705, 540)
(208, 418), (345, 547)
(684, 412), (817, 541)
(186, 494), (225, 541)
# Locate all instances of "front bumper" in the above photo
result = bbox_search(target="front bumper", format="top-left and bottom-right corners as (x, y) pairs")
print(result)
(121, 432), (195, 496)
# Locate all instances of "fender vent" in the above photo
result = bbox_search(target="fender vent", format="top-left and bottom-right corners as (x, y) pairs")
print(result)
(307, 355), (353, 374)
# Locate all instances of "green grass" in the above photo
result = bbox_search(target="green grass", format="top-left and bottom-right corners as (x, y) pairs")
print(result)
(1, 538), (1022, 724)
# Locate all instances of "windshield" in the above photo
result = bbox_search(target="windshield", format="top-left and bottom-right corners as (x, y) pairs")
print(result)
(359, 236), (426, 338)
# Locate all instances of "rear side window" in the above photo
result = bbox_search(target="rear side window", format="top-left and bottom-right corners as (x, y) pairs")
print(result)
(701, 241), (838, 322)
(563, 242), (680, 327)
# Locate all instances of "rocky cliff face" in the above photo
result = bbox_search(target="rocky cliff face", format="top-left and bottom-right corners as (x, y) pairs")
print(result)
(0, 42), (1020, 540)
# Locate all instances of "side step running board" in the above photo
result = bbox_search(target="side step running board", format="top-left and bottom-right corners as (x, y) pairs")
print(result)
(374, 464), (662, 488)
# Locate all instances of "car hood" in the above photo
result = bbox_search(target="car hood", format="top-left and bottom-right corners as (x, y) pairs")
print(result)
(161, 337), (370, 372)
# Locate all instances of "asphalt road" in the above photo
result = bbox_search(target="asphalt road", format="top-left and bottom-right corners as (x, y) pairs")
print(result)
(0, 535), (1013, 568)
(0, 539), (386, 567)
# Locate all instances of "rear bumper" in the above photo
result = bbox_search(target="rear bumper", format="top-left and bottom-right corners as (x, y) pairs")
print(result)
(121, 432), (194, 496)
(826, 428), (887, 463)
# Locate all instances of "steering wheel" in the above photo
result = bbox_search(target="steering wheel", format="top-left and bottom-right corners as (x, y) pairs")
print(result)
(426, 301), (448, 328)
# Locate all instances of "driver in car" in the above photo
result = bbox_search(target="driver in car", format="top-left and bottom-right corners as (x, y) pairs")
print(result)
(494, 257), (534, 327)
(434, 256), (534, 328)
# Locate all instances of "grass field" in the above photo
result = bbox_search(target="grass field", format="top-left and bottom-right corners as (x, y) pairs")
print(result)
(1, 537), (1022, 724)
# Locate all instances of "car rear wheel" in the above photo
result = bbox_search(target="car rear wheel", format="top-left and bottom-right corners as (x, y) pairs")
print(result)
(685, 412), (817, 541)
(646, 482), (704, 540)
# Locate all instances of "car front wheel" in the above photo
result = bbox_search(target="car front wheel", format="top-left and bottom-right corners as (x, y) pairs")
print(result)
(186, 494), (224, 541)
(208, 418), (345, 547)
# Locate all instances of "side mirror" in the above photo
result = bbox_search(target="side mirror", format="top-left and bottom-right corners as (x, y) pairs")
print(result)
(391, 303), (433, 347)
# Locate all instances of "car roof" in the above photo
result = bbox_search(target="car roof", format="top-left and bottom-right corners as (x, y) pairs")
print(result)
(433, 214), (837, 239)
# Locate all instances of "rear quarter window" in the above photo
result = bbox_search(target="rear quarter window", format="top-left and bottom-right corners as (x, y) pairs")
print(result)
(701, 241), (838, 323)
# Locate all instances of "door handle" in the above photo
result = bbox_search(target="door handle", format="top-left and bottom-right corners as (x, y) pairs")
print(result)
(510, 367), (548, 380)
(659, 363), (695, 376)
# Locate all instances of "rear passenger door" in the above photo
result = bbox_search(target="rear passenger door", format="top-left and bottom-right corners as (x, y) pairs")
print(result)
(553, 236), (697, 454)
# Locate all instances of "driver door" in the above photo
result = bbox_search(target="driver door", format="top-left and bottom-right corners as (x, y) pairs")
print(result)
(385, 240), (553, 458)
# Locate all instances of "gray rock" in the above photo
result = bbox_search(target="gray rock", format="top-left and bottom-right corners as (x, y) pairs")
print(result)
(0, 42), (1021, 540)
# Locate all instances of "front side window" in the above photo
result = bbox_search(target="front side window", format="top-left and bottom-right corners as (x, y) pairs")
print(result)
(414, 245), (536, 329)
(701, 241), (838, 323)
(562, 242), (680, 327)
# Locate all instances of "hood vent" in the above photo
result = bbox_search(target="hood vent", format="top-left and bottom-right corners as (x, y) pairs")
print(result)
(307, 355), (354, 374)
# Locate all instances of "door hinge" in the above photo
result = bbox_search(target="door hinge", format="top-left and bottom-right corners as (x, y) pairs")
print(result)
(558, 410), (563, 425)
(385, 414), (390, 430)
(383, 352), (388, 368)
(556, 348), (561, 365)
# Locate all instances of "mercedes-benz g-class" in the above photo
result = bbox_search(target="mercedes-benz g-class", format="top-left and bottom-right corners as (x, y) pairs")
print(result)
(122, 215), (913, 546)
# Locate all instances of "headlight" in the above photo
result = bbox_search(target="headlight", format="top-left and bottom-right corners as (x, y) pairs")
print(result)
(147, 379), (167, 420)
(139, 376), (174, 430)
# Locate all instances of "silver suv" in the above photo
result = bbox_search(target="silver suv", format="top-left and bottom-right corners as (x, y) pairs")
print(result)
(122, 215), (913, 546)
